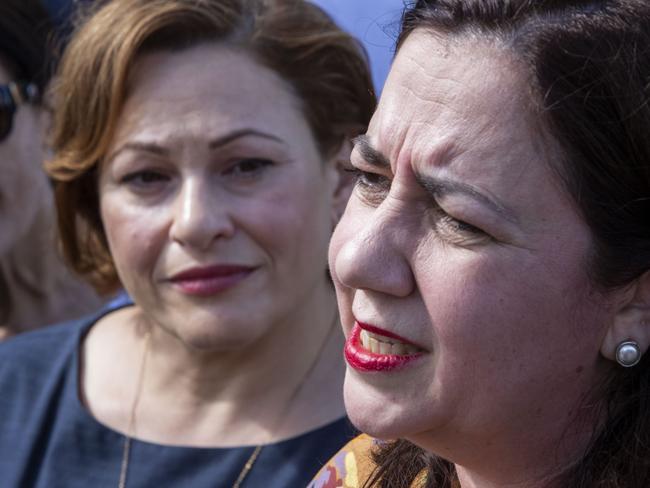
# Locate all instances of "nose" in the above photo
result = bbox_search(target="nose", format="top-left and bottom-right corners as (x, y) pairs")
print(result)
(169, 178), (234, 250)
(332, 202), (415, 298)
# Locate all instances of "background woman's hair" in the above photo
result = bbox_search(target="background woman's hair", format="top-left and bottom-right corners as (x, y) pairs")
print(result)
(367, 0), (650, 486)
(0, 0), (55, 91)
(46, 0), (376, 294)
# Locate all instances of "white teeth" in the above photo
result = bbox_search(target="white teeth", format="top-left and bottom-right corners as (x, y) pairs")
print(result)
(359, 328), (419, 356)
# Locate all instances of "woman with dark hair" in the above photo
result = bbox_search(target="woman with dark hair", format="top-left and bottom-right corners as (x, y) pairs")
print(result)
(0, 0), (101, 339)
(312, 0), (650, 487)
(0, 0), (375, 486)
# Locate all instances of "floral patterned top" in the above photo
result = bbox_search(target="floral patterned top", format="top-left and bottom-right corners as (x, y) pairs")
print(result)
(308, 434), (430, 488)
(308, 434), (377, 488)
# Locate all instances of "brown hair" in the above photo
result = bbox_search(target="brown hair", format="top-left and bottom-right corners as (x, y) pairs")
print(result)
(46, 0), (375, 293)
(366, 0), (650, 486)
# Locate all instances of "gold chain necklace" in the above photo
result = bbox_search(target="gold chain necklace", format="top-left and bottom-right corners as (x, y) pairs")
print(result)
(118, 330), (150, 488)
(118, 314), (337, 488)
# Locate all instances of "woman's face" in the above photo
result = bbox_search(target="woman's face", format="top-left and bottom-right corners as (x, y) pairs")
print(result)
(99, 43), (342, 350)
(0, 61), (49, 256)
(330, 31), (616, 454)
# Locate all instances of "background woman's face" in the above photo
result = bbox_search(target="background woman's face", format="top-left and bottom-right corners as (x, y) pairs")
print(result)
(0, 61), (49, 256)
(99, 43), (341, 350)
(329, 31), (616, 457)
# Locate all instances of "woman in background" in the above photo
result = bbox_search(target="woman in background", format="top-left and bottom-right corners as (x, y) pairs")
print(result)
(0, 0), (375, 486)
(0, 0), (102, 339)
(314, 0), (650, 486)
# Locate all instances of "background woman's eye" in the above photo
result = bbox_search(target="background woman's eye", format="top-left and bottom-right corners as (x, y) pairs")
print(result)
(228, 158), (273, 176)
(121, 170), (168, 185)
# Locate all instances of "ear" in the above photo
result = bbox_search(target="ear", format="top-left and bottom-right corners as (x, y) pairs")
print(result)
(601, 271), (650, 365)
(324, 137), (355, 227)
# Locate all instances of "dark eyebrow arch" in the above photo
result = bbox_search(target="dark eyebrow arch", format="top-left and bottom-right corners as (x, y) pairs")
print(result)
(208, 128), (285, 149)
(352, 134), (391, 169)
(415, 173), (519, 224)
(105, 128), (285, 164)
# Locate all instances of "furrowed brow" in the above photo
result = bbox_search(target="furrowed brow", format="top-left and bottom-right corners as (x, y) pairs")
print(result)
(352, 135), (391, 169)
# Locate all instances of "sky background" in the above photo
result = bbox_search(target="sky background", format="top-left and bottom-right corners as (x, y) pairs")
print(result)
(310, 0), (405, 93)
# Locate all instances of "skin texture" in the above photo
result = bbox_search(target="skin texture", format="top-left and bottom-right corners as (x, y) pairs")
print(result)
(82, 43), (347, 446)
(329, 31), (624, 487)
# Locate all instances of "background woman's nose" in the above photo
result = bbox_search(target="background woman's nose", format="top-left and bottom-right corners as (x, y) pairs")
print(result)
(333, 209), (414, 298)
(169, 180), (234, 250)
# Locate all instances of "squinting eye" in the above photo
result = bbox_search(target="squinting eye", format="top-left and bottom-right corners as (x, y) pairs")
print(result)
(433, 210), (490, 245)
(346, 168), (391, 204)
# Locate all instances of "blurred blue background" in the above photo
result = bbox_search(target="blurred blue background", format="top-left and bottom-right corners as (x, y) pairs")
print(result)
(310, 0), (404, 93)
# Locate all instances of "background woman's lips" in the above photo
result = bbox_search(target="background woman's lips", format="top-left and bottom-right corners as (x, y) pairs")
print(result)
(169, 265), (255, 296)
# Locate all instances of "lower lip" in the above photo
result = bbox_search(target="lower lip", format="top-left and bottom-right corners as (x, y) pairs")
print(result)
(344, 323), (424, 372)
(170, 270), (253, 297)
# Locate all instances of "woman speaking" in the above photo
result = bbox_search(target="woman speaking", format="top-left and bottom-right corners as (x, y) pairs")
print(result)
(315, 0), (650, 486)
(0, 0), (375, 486)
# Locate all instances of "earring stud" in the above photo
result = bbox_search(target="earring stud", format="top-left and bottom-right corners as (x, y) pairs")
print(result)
(615, 340), (641, 368)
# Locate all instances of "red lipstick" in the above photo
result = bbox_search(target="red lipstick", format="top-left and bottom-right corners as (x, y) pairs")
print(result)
(168, 265), (254, 296)
(344, 322), (424, 372)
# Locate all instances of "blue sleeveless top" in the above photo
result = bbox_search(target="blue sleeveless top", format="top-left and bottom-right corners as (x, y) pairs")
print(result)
(0, 310), (355, 487)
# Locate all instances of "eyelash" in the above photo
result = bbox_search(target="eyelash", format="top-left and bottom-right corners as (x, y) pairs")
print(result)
(120, 170), (168, 186)
(431, 208), (487, 242)
(347, 168), (391, 205)
(224, 158), (274, 177)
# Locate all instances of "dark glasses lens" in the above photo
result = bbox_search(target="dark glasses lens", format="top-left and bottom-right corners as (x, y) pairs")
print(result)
(0, 82), (40, 143)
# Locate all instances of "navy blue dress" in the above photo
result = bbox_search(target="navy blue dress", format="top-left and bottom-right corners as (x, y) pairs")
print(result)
(0, 311), (355, 487)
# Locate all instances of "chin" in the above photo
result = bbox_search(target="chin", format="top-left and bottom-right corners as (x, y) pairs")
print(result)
(343, 372), (425, 441)
(163, 312), (268, 352)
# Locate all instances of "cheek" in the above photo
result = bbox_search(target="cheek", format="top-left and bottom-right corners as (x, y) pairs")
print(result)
(100, 199), (165, 283)
(417, 242), (598, 385)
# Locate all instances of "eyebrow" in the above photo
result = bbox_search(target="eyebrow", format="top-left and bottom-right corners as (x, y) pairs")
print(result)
(352, 134), (391, 169)
(415, 173), (518, 224)
(352, 134), (517, 224)
(105, 128), (286, 163)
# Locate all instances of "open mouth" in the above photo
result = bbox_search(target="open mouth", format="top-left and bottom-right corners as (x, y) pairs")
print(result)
(359, 328), (421, 356)
(344, 322), (425, 372)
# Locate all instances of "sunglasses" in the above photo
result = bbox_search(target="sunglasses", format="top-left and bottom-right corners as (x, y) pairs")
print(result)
(0, 82), (40, 142)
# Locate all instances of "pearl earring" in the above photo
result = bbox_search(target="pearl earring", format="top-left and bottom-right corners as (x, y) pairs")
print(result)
(615, 340), (642, 368)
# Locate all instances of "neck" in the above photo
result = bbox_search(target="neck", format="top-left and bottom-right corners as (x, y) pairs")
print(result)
(85, 280), (346, 446)
(414, 368), (607, 488)
(0, 205), (102, 334)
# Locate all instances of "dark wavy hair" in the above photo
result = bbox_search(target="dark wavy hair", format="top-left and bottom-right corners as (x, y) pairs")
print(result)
(367, 1), (650, 486)
(0, 0), (55, 91)
(46, 0), (376, 293)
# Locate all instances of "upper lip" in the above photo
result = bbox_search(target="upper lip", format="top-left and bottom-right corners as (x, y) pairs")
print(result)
(356, 321), (425, 349)
(169, 264), (255, 282)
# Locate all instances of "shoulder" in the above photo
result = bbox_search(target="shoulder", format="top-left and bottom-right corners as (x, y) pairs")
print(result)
(0, 307), (112, 383)
(307, 434), (378, 488)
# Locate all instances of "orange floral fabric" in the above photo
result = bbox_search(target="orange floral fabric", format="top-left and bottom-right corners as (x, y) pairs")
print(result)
(307, 434), (377, 488)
